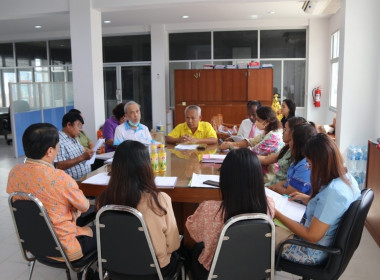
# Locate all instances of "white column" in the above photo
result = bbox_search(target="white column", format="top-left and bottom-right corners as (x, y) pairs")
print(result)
(337, 0), (380, 152)
(306, 18), (330, 125)
(150, 24), (169, 132)
(69, 0), (105, 142)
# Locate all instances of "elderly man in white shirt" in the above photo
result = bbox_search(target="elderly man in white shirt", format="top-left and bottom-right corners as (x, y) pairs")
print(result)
(237, 100), (263, 138)
(113, 101), (152, 146)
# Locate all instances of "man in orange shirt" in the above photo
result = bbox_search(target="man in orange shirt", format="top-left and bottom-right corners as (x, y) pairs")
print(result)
(7, 123), (96, 261)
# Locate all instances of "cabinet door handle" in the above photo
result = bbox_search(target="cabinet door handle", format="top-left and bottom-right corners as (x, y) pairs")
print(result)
(198, 72), (201, 78)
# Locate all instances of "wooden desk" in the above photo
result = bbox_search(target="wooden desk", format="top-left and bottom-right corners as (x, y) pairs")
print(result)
(77, 145), (223, 246)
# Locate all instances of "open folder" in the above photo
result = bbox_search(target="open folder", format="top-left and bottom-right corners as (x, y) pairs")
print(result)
(265, 187), (306, 223)
(190, 173), (220, 188)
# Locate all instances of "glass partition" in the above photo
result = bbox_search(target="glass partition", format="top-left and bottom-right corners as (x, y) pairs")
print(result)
(9, 82), (73, 157)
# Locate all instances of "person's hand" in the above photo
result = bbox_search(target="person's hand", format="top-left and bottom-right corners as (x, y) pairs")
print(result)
(288, 191), (310, 205)
(70, 208), (81, 220)
(82, 149), (94, 160)
(268, 182), (285, 194)
(219, 141), (232, 150)
(180, 134), (192, 143)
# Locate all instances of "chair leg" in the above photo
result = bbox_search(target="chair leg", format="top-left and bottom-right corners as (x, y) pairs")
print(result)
(27, 260), (36, 280)
(65, 268), (71, 280)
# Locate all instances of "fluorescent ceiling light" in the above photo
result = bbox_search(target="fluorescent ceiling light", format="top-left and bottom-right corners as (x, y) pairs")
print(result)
(181, 15), (189, 19)
(34, 25), (42, 29)
(104, 20), (111, 24)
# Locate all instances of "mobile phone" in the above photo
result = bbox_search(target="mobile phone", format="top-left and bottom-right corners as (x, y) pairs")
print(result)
(203, 180), (219, 187)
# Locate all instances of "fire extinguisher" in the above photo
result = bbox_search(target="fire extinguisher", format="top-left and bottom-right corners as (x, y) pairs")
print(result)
(312, 87), (321, 107)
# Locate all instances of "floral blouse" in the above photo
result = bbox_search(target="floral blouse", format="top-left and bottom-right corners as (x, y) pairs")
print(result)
(248, 129), (284, 182)
(186, 198), (275, 271)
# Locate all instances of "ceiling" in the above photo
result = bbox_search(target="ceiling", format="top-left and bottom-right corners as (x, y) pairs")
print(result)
(0, 0), (339, 41)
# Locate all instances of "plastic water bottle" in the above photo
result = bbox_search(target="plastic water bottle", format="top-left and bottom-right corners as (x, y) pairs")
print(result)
(360, 145), (368, 172)
(354, 145), (363, 171)
(346, 145), (356, 173)
(360, 145), (368, 189)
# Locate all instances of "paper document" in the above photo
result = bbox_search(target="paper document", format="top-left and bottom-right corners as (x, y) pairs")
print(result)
(175, 144), (199, 150)
(96, 151), (114, 160)
(230, 135), (244, 142)
(86, 139), (105, 165)
(191, 173), (220, 188)
(105, 158), (113, 164)
(202, 154), (226, 163)
(155, 177), (177, 189)
(82, 172), (110, 185)
(265, 187), (306, 222)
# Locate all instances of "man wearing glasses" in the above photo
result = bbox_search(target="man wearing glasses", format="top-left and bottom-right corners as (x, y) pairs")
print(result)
(55, 112), (94, 180)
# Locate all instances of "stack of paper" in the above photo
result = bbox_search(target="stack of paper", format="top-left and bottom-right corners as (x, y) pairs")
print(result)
(201, 154), (226, 163)
(190, 173), (220, 188)
(82, 172), (110, 185)
(154, 177), (177, 189)
(174, 144), (199, 150)
(265, 187), (306, 222)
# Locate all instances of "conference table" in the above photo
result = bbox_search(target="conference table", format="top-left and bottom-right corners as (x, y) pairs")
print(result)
(77, 144), (223, 246)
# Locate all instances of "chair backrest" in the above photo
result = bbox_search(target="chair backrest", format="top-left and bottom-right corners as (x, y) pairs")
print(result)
(96, 205), (163, 280)
(208, 213), (275, 280)
(8, 192), (74, 267)
(325, 188), (374, 278)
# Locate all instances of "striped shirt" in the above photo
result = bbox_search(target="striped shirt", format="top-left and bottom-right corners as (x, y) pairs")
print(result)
(55, 131), (91, 180)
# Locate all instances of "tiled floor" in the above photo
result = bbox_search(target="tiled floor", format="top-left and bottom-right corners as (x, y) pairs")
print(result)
(0, 137), (380, 279)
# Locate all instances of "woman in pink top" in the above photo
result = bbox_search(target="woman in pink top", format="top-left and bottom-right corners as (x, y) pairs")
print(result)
(186, 148), (275, 280)
(96, 140), (180, 278)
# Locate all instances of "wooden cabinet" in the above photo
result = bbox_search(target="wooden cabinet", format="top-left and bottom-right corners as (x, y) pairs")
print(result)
(174, 68), (273, 125)
(365, 140), (380, 247)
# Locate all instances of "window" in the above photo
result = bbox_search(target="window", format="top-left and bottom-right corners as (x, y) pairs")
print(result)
(169, 32), (211, 60)
(214, 31), (258, 59)
(49, 39), (71, 65)
(0, 43), (15, 67)
(260, 30), (306, 58)
(330, 30), (340, 109)
(15, 41), (48, 67)
(103, 35), (151, 62)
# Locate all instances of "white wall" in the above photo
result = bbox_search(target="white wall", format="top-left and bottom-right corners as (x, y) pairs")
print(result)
(337, 0), (380, 153)
(305, 18), (330, 125)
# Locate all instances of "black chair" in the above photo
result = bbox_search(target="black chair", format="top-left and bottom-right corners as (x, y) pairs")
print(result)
(0, 111), (11, 145)
(96, 205), (183, 280)
(207, 213), (275, 280)
(276, 188), (374, 280)
(8, 192), (97, 280)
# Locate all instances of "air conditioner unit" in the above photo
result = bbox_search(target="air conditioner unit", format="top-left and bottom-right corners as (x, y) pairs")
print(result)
(302, 0), (340, 15)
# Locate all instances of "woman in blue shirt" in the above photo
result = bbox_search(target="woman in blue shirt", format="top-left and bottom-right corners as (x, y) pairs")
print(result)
(269, 123), (317, 195)
(275, 133), (361, 265)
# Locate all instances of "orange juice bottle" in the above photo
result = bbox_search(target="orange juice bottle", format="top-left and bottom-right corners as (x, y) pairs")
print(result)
(158, 144), (167, 172)
(150, 145), (159, 173)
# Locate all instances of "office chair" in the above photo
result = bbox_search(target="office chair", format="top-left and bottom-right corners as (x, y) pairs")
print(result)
(96, 205), (183, 280)
(276, 188), (374, 280)
(0, 112), (11, 145)
(8, 192), (97, 280)
(207, 213), (275, 280)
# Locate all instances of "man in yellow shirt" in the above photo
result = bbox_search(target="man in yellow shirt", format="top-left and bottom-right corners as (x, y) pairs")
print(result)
(166, 105), (217, 145)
